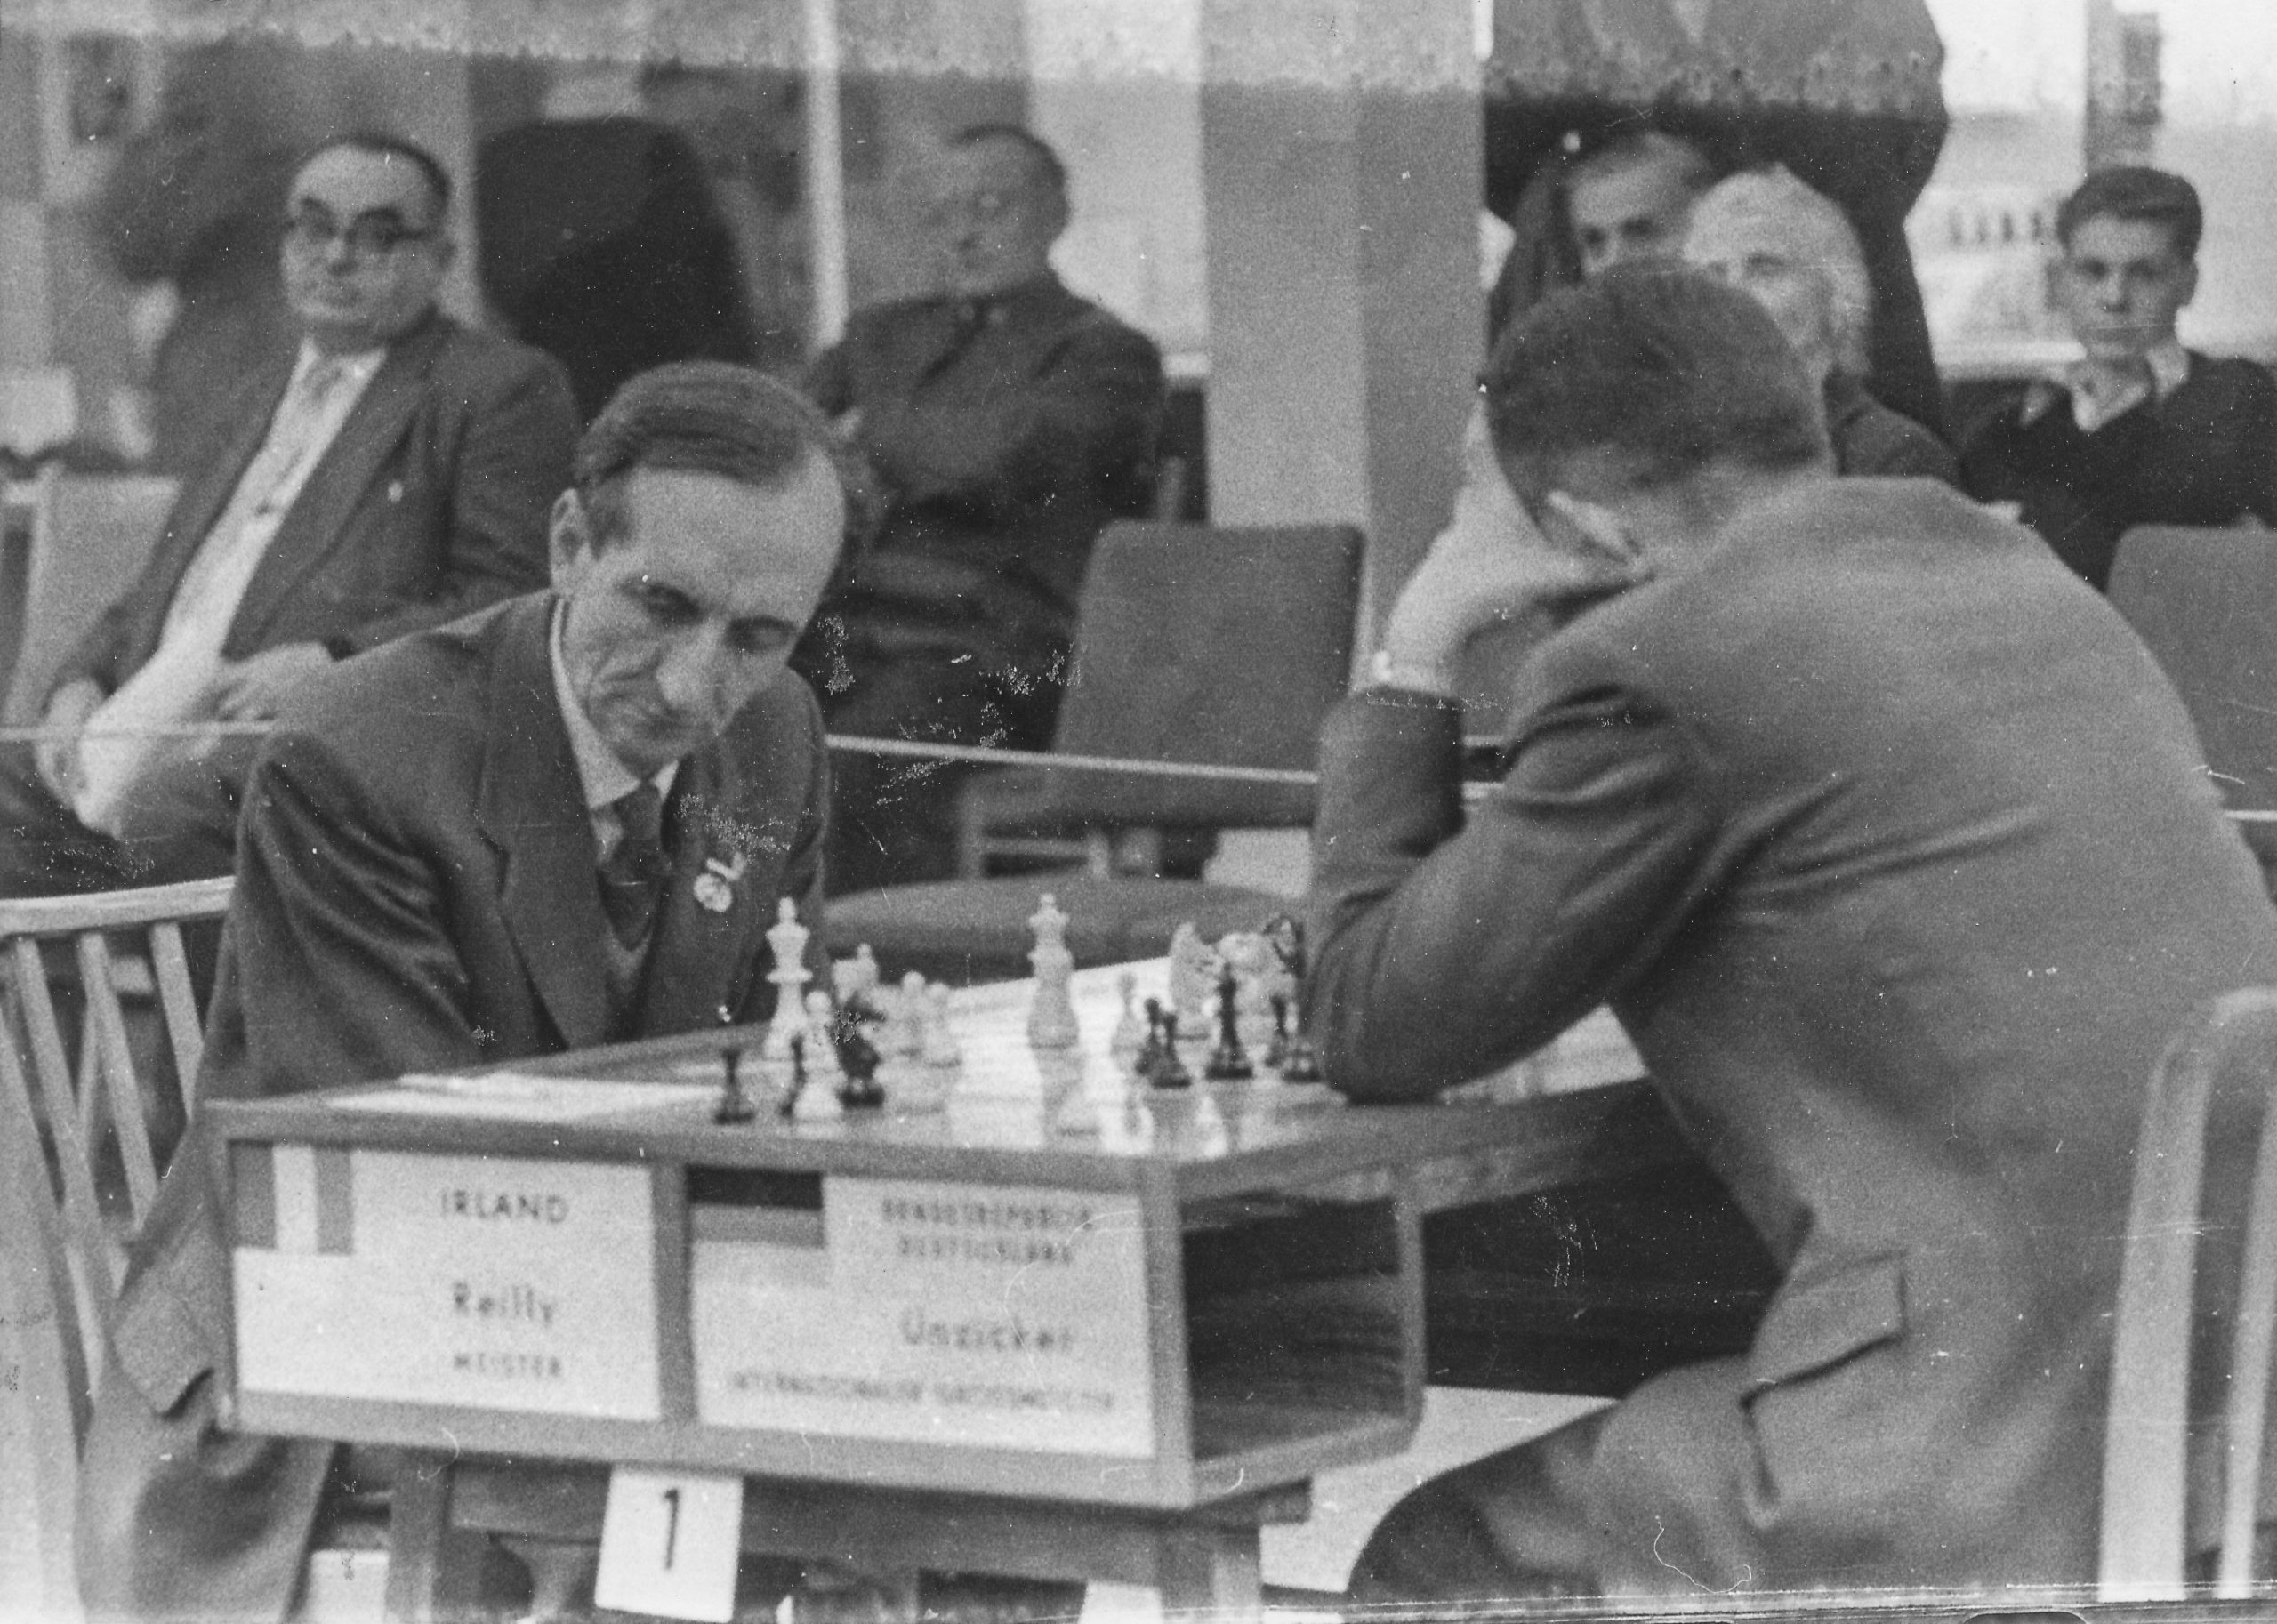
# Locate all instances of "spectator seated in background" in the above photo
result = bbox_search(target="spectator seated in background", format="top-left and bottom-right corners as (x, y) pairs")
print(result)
(75, 362), (849, 1624)
(797, 124), (1165, 896)
(1563, 129), (1718, 280)
(1685, 165), (1957, 482)
(1960, 165), (2277, 591)
(1310, 263), (2277, 1607)
(0, 133), (577, 896)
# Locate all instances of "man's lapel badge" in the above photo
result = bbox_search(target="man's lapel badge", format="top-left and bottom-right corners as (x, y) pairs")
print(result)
(694, 850), (748, 913)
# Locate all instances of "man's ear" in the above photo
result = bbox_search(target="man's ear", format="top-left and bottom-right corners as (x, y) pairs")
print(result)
(548, 489), (592, 589)
(2178, 257), (2201, 311)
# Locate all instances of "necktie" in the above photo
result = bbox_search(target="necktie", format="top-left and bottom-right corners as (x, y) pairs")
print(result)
(598, 784), (670, 949)
(921, 299), (991, 382)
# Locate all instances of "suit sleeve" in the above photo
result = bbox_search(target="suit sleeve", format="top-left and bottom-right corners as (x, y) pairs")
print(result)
(326, 349), (579, 657)
(1302, 682), (1722, 1099)
(868, 320), (1165, 520)
(207, 728), (487, 1098)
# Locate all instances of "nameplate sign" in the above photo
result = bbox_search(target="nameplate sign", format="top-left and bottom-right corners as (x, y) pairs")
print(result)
(233, 1146), (662, 1419)
(691, 1176), (1155, 1456)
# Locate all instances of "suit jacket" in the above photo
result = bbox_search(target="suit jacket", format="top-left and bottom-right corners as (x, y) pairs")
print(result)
(805, 275), (1164, 659)
(1959, 351), (2277, 591)
(1822, 373), (1956, 483)
(48, 310), (577, 702)
(76, 593), (831, 1622)
(1307, 477), (2277, 1594)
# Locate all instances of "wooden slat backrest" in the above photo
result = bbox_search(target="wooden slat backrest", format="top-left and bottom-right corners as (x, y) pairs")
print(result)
(2102, 985), (2277, 1601)
(0, 877), (234, 1399)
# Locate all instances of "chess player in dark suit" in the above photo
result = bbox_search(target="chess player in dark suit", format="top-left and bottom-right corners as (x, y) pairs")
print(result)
(1308, 267), (2277, 1604)
(0, 133), (576, 896)
(800, 124), (1164, 894)
(1960, 166), (2277, 591)
(74, 362), (851, 1623)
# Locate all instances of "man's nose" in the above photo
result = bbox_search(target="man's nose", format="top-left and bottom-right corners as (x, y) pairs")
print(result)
(654, 631), (729, 715)
(321, 232), (360, 271)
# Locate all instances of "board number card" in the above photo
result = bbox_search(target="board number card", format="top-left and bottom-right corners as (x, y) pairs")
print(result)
(594, 1467), (745, 1623)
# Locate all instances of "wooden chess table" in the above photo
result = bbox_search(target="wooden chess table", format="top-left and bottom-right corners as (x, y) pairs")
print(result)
(202, 961), (1701, 1621)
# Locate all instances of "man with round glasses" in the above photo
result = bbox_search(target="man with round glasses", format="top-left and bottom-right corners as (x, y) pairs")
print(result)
(0, 132), (577, 897)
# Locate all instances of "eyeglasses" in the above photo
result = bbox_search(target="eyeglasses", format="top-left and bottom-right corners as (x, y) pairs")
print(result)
(281, 209), (441, 260)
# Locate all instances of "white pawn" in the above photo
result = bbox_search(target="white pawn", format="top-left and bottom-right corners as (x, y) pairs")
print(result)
(921, 981), (964, 1068)
(1167, 922), (1213, 1037)
(1026, 893), (1080, 1050)
(887, 969), (929, 1057)
(763, 898), (812, 1059)
(801, 990), (844, 1083)
(1108, 969), (1146, 1060)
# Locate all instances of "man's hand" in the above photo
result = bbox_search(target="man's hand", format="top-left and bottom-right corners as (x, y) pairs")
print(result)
(1378, 438), (1647, 688)
(35, 678), (105, 804)
(211, 643), (334, 722)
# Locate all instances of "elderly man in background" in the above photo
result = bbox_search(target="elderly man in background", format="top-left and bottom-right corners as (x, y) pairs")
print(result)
(0, 133), (576, 896)
(1684, 165), (1957, 481)
(1960, 165), (2277, 591)
(800, 124), (1164, 896)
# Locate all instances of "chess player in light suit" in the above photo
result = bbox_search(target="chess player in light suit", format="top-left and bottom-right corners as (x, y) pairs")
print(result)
(1307, 266), (2277, 1604)
(76, 362), (849, 1621)
(0, 133), (576, 895)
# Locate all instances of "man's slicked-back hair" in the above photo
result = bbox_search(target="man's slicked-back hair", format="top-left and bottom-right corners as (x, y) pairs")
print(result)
(2057, 165), (2203, 261)
(574, 361), (871, 551)
(302, 131), (454, 220)
(1569, 129), (1718, 201)
(948, 123), (1069, 202)
(1484, 264), (1830, 492)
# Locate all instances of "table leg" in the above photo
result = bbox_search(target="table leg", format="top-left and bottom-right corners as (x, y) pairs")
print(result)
(382, 1452), (485, 1624)
(1153, 1522), (1262, 1623)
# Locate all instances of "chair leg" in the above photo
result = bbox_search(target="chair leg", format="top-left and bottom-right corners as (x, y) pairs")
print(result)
(382, 1454), (486, 1624)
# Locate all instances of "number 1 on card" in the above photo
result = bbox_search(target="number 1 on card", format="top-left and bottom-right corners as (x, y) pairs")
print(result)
(595, 1467), (744, 1622)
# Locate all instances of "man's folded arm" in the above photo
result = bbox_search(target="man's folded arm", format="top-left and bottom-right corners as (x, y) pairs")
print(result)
(1304, 682), (1721, 1100)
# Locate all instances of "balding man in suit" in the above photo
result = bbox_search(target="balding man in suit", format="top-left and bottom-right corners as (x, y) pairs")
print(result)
(1, 132), (575, 896)
(76, 361), (849, 1622)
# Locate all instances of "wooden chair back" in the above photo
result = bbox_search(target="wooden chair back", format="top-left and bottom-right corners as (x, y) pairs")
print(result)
(0, 471), (177, 726)
(2109, 526), (2277, 814)
(2103, 985), (2277, 1601)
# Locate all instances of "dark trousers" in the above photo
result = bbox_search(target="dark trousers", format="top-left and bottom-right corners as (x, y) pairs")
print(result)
(0, 731), (256, 897)
(814, 630), (1065, 897)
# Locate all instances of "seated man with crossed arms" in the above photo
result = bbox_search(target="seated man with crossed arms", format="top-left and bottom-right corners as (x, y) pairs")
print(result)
(75, 362), (853, 1622)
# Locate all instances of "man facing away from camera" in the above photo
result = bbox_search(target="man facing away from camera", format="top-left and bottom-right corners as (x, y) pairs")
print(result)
(1307, 264), (2277, 1604)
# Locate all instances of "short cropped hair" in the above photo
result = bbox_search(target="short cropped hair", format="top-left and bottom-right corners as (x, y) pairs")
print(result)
(301, 132), (454, 220)
(1568, 130), (1717, 202)
(1483, 264), (1830, 492)
(948, 123), (1069, 202)
(2057, 165), (2202, 261)
(574, 361), (870, 552)
(1687, 165), (1875, 376)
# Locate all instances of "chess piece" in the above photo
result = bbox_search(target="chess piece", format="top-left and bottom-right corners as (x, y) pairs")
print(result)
(833, 945), (884, 1023)
(1026, 892), (1080, 1049)
(714, 1043), (755, 1124)
(921, 981), (963, 1067)
(1167, 922), (1212, 1037)
(778, 1033), (808, 1118)
(1219, 932), (1275, 1048)
(802, 990), (844, 1084)
(1265, 912), (1324, 1081)
(1140, 999), (1191, 1089)
(1204, 960), (1253, 1080)
(887, 969), (929, 1057)
(833, 996), (887, 1109)
(763, 897), (812, 1059)
(1108, 969), (1146, 1060)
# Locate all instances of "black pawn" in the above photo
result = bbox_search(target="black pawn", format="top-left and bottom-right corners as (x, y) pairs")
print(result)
(1205, 963), (1252, 1081)
(1266, 993), (1291, 1069)
(1141, 1001), (1192, 1089)
(715, 1044), (755, 1124)
(778, 1033), (808, 1118)
(835, 1018), (886, 1110)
